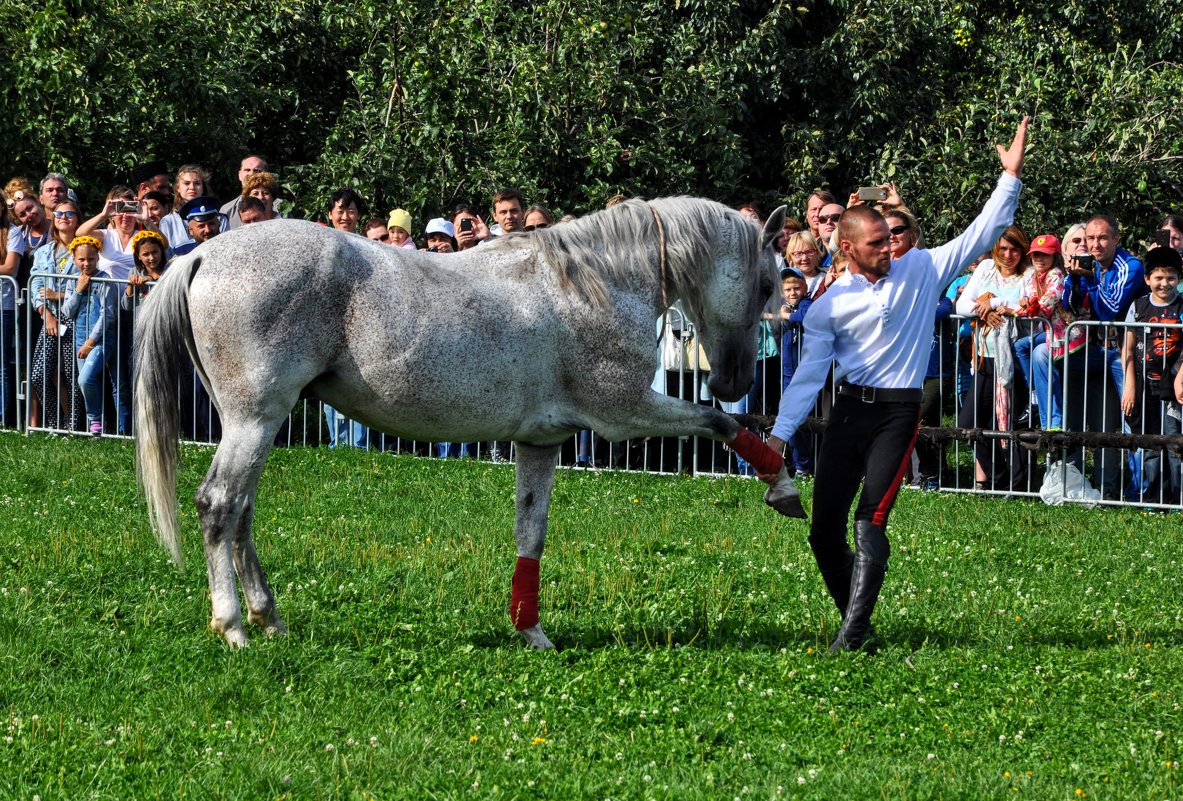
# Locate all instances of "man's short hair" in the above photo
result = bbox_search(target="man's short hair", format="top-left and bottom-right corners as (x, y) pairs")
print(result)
(362, 218), (387, 235)
(239, 195), (267, 215)
(809, 189), (839, 206)
(328, 188), (365, 214)
(1086, 213), (1120, 236)
(836, 204), (884, 244)
(242, 154), (269, 171)
(493, 187), (524, 208)
(40, 173), (69, 192)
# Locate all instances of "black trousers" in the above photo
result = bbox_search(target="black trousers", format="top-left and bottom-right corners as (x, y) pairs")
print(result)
(809, 394), (920, 566)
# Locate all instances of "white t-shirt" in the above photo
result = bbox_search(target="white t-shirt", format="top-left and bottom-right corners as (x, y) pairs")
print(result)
(96, 229), (136, 281)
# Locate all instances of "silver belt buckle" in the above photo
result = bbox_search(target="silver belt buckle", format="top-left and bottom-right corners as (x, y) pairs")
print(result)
(858, 385), (876, 403)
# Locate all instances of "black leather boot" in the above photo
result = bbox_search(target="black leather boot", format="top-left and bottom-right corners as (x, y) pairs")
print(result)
(829, 520), (889, 652)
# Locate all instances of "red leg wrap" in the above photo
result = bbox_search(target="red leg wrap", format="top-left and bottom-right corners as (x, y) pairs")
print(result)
(510, 556), (541, 631)
(729, 427), (785, 476)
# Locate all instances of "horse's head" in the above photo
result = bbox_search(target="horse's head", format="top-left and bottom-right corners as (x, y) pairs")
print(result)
(688, 204), (787, 403)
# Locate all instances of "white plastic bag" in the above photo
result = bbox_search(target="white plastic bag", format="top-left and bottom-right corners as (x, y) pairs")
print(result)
(1039, 459), (1101, 507)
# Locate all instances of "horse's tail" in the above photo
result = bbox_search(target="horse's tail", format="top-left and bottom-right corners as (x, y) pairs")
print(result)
(134, 250), (204, 570)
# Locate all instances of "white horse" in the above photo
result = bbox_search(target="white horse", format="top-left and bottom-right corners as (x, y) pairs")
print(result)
(135, 197), (801, 648)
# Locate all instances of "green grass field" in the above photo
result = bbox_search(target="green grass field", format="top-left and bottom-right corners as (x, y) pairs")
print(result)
(1, 431), (1180, 800)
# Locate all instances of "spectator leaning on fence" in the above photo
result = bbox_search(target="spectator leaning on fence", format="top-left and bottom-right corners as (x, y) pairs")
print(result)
(1012, 234), (1069, 430)
(1120, 247), (1183, 504)
(762, 117), (1029, 652)
(61, 236), (118, 438)
(1030, 213), (1147, 499)
(30, 198), (84, 432)
(955, 225), (1032, 492)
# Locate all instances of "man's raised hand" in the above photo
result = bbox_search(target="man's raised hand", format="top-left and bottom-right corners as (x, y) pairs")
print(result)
(997, 116), (1030, 179)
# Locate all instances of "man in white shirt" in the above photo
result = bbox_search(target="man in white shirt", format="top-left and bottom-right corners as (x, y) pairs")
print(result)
(761, 117), (1029, 652)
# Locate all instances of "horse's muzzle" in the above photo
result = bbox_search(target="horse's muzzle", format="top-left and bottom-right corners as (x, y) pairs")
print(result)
(707, 366), (754, 404)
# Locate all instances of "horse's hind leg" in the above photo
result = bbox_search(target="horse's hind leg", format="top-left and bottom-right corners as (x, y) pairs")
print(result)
(510, 442), (562, 650)
(232, 496), (287, 636)
(195, 424), (278, 647)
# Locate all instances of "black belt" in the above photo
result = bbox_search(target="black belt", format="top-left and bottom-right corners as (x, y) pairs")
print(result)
(838, 383), (923, 403)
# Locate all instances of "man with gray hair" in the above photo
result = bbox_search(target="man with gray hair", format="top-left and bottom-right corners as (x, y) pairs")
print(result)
(39, 173), (70, 212)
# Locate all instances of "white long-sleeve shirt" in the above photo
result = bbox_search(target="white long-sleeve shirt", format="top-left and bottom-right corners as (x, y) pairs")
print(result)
(771, 172), (1022, 441)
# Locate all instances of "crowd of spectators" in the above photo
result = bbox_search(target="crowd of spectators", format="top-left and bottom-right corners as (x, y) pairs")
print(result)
(2, 158), (1181, 506)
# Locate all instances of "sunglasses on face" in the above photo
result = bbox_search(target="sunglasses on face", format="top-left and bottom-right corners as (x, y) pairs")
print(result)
(524, 223), (548, 232)
(818, 213), (842, 224)
(889, 224), (910, 236)
(376, 233), (390, 242)
(53, 210), (78, 219)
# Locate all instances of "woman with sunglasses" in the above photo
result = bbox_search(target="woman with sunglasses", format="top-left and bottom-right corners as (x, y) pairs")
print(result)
(523, 204), (555, 232)
(29, 199), (85, 431)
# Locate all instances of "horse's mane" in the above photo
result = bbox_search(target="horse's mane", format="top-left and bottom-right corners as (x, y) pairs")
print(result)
(496, 197), (763, 316)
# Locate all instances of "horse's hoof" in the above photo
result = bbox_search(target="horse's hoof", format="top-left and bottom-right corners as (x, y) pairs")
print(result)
(764, 469), (807, 519)
(217, 625), (250, 649)
(248, 608), (288, 636)
(519, 624), (556, 650)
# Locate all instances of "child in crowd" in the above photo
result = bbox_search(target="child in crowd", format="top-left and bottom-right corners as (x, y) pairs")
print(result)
(121, 230), (169, 311)
(779, 268), (813, 477)
(1013, 233), (1073, 429)
(1121, 247), (1183, 503)
(61, 236), (119, 437)
(387, 209), (417, 249)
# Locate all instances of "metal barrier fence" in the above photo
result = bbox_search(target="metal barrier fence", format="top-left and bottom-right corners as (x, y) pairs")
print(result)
(6, 271), (1180, 511)
(1, 276), (19, 430)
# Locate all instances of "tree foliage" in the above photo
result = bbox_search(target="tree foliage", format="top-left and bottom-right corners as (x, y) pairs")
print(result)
(2, 0), (1180, 242)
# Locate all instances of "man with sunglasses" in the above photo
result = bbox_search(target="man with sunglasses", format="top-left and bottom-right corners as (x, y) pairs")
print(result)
(761, 117), (1030, 652)
(815, 202), (844, 269)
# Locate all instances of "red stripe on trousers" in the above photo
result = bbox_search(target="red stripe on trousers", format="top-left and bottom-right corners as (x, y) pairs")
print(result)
(871, 411), (921, 528)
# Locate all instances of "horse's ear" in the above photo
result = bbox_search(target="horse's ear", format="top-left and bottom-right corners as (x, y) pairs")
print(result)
(761, 206), (788, 250)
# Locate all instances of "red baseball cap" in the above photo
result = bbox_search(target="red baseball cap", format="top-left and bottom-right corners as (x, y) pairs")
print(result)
(1028, 234), (1060, 255)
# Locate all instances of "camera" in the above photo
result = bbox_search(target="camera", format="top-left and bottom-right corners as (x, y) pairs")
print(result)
(1154, 229), (1172, 248)
(459, 218), (474, 233)
(113, 200), (139, 215)
(1072, 253), (1095, 268)
(857, 186), (887, 202)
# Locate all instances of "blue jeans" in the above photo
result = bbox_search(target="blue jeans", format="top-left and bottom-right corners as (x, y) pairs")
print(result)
(323, 404), (369, 448)
(436, 442), (471, 458)
(1016, 331), (1055, 426)
(1035, 342), (1124, 496)
(76, 343), (112, 425)
(1029, 340), (1123, 430)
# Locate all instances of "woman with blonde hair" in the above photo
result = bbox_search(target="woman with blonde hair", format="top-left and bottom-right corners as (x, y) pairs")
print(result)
(783, 230), (824, 297)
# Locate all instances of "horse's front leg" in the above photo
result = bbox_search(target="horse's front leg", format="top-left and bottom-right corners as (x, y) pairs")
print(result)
(510, 442), (562, 649)
(599, 392), (805, 518)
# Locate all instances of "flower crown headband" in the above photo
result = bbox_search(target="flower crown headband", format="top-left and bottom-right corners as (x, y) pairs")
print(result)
(131, 229), (168, 250)
(68, 235), (102, 253)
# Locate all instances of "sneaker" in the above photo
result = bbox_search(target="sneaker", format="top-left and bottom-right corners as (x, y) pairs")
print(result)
(89, 421), (103, 438)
